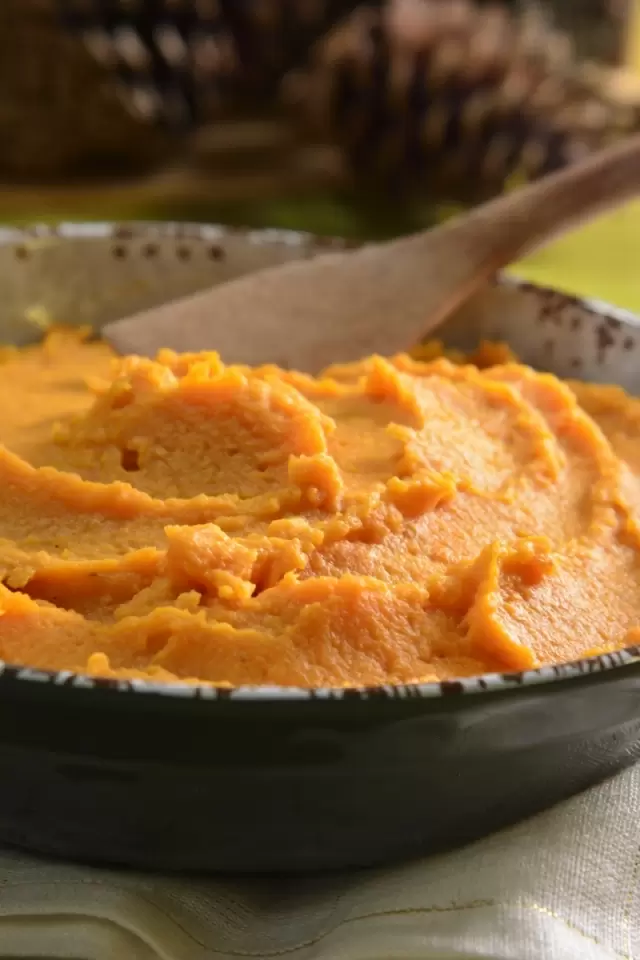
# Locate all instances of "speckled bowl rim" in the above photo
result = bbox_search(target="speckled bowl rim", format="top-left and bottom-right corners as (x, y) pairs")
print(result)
(0, 219), (639, 704)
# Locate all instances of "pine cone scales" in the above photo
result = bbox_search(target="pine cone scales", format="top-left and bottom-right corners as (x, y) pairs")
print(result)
(291, 0), (635, 198)
(59, 0), (241, 124)
(218, 0), (368, 98)
(58, 0), (365, 122)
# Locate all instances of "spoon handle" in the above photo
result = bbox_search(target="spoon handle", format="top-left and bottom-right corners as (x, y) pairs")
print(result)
(103, 133), (640, 370)
(389, 132), (640, 337)
(450, 132), (640, 268)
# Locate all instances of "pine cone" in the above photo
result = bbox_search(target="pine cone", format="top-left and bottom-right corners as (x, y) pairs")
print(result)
(286, 0), (637, 200)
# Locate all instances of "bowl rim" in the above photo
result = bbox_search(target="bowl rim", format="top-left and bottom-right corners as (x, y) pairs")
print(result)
(2, 218), (640, 705)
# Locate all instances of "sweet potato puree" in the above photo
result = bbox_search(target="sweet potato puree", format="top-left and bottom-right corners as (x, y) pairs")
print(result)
(0, 327), (640, 687)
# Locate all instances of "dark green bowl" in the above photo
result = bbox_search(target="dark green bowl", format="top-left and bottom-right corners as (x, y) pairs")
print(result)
(0, 221), (639, 873)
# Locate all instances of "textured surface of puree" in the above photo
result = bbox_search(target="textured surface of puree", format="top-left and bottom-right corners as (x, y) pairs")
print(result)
(1, 329), (640, 687)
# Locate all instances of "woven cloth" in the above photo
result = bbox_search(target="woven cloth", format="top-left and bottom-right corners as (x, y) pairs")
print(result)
(0, 764), (637, 959)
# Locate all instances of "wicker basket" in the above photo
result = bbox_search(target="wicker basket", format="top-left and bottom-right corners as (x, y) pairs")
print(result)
(0, 0), (171, 179)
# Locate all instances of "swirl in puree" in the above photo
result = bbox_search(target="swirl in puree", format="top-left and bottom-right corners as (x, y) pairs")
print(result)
(0, 329), (639, 687)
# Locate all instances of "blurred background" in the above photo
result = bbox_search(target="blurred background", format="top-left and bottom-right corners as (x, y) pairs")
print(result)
(1, 0), (640, 309)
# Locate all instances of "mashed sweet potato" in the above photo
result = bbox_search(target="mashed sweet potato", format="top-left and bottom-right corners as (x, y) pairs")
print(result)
(0, 327), (639, 687)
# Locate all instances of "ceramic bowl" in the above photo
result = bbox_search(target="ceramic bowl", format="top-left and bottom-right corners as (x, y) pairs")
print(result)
(0, 221), (639, 873)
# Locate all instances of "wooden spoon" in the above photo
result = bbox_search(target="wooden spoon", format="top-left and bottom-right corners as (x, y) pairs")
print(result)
(104, 134), (640, 372)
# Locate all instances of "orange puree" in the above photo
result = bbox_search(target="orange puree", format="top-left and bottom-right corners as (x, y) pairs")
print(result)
(0, 328), (639, 687)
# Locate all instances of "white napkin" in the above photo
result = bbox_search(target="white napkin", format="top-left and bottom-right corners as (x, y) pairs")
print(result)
(0, 764), (638, 960)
